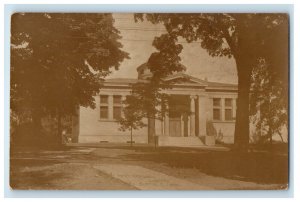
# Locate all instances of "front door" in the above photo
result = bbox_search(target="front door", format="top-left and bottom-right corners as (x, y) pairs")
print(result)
(169, 117), (181, 137)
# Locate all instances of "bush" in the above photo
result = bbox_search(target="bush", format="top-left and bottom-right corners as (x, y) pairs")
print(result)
(206, 120), (217, 136)
(11, 122), (61, 148)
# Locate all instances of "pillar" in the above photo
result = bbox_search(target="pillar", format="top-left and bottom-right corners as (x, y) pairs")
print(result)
(155, 104), (162, 136)
(198, 95), (207, 136)
(187, 116), (190, 136)
(164, 114), (169, 136)
(164, 100), (169, 136)
(190, 95), (196, 136)
(181, 115), (184, 137)
(121, 95), (126, 117)
(161, 116), (164, 136)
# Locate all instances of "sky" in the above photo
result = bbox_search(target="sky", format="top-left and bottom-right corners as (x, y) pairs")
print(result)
(108, 13), (238, 84)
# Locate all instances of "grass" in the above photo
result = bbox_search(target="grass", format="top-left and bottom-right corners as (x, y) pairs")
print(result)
(121, 145), (288, 185)
(11, 142), (289, 188)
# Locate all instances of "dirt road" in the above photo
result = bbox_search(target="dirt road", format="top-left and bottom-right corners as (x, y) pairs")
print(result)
(10, 145), (287, 190)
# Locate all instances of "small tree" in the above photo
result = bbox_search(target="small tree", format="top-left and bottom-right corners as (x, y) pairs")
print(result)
(249, 60), (288, 145)
(118, 81), (169, 145)
(118, 95), (147, 146)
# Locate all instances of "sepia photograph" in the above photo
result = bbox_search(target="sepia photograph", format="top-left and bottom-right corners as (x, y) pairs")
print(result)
(10, 12), (289, 190)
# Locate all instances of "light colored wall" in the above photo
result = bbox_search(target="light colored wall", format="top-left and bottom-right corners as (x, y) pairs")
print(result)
(206, 92), (238, 144)
(78, 93), (148, 143)
(78, 87), (241, 144)
(155, 119), (163, 136)
(212, 122), (235, 144)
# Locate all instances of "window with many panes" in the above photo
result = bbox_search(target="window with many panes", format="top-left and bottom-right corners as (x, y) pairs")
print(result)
(113, 95), (122, 120)
(225, 98), (233, 120)
(213, 98), (221, 120)
(100, 95), (108, 119)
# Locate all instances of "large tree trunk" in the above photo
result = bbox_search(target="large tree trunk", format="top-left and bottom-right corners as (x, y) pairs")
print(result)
(148, 115), (156, 144)
(130, 126), (133, 147)
(32, 110), (42, 135)
(234, 56), (252, 152)
(57, 111), (62, 145)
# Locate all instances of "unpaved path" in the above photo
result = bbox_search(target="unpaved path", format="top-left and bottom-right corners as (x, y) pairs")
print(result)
(10, 146), (286, 190)
(94, 164), (211, 190)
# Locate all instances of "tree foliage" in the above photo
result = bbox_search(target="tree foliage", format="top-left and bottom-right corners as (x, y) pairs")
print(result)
(118, 81), (169, 144)
(250, 60), (288, 143)
(134, 13), (288, 151)
(118, 94), (147, 146)
(11, 13), (129, 140)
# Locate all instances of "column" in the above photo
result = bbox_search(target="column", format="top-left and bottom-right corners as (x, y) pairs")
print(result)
(164, 114), (169, 136)
(187, 116), (190, 136)
(161, 116), (165, 136)
(121, 95), (126, 118)
(164, 101), (169, 136)
(155, 104), (162, 136)
(180, 115), (184, 137)
(108, 94), (113, 120)
(198, 95), (207, 136)
(190, 95), (196, 136)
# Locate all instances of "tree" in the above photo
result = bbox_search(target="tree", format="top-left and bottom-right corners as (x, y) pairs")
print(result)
(250, 59), (288, 145)
(118, 94), (147, 146)
(11, 13), (129, 143)
(134, 13), (288, 151)
(120, 81), (169, 144)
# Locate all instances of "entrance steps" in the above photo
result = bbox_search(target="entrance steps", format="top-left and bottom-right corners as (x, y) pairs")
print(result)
(157, 136), (205, 147)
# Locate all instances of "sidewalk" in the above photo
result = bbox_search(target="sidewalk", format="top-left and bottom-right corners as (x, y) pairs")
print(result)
(94, 164), (212, 190)
(66, 142), (230, 152)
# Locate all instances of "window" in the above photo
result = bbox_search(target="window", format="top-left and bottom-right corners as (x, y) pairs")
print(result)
(100, 106), (108, 119)
(100, 95), (108, 104)
(225, 98), (233, 120)
(225, 109), (233, 120)
(213, 98), (221, 107)
(113, 95), (123, 120)
(225, 98), (232, 107)
(213, 109), (221, 120)
(100, 94), (124, 120)
(100, 95), (109, 119)
(113, 95), (122, 104)
(213, 98), (221, 120)
(212, 98), (235, 121)
(113, 106), (122, 119)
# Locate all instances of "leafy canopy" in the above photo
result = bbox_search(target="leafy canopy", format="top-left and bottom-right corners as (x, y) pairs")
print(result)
(134, 14), (288, 147)
(11, 13), (129, 118)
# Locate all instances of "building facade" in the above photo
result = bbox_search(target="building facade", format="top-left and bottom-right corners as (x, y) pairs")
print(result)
(73, 63), (238, 146)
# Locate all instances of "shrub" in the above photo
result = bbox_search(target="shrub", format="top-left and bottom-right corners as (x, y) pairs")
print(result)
(206, 120), (217, 136)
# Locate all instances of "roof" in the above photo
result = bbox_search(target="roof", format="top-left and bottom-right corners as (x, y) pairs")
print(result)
(136, 63), (148, 72)
(136, 62), (188, 72)
(207, 81), (237, 88)
(163, 72), (208, 86)
(104, 72), (237, 91)
(104, 78), (140, 84)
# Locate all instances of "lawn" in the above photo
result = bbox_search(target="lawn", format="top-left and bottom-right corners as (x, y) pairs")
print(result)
(10, 143), (289, 190)
(90, 143), (289, 185)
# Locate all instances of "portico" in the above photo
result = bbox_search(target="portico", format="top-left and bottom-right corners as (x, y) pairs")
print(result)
(156, 93), (209, 146)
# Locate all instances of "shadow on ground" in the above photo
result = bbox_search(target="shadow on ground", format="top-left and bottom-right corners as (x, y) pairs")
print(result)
(120, 146), (288, 185)
(10, 159), (64, 189)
